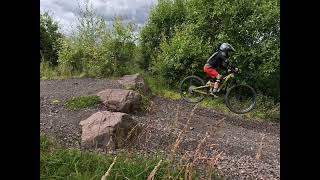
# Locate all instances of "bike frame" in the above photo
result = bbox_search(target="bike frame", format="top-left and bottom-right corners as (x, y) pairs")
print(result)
(192, 73), (235, 95)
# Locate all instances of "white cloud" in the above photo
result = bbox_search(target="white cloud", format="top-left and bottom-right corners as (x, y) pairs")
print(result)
(40, 0), (157, 35)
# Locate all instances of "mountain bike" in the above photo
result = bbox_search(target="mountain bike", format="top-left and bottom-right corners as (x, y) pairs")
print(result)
(179, 69), (256, 114)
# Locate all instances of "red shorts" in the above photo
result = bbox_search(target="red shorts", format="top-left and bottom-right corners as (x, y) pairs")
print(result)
(203, 64), (219, 78)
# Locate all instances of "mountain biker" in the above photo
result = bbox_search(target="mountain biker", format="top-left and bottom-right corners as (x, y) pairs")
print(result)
(203, 43), (239, 96)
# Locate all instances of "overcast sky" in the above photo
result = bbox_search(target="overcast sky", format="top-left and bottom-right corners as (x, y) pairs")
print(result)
(40, 0), (158, 35)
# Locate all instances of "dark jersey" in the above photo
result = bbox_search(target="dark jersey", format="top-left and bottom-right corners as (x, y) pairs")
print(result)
(206, 51), (235, 70)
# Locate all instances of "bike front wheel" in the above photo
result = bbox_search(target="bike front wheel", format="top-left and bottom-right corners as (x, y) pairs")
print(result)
(180, 76), (207, 103)
(225, 84), (256, 114)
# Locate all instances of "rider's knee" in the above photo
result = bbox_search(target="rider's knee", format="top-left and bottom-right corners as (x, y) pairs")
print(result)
(216, 74), (222, 80)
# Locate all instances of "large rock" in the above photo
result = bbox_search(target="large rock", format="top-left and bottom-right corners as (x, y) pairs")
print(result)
(79, 111), (140, 150)
(118, 73), (151, 95)
(97, 89), (142, 113)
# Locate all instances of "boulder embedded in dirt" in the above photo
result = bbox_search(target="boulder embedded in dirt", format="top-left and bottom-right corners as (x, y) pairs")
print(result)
(79, 111), (140, 150)
(118, 73), (151, 95)
(97, 89), (142, 113)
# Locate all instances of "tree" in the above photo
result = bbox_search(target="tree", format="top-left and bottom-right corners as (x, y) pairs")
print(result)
(138, 0), (187, 70)
(57, 0), (136, 77)
(40, 11), (63, 66)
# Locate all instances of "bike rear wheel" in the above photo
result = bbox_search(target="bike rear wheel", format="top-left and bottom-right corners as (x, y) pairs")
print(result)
(180, 76), (207, 103)
(225, 84), (256, 114)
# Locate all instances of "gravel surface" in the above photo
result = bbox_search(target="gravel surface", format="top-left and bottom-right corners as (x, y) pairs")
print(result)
(40, 78), (280, 179)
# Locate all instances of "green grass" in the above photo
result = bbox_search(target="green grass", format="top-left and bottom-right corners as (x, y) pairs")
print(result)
(144, 75), (280, 122)
(143, 74), (181, 100)
(65, 96), (102, 110)
(40, 62), (91, 80)
(245, 95), (280, 122)
(40, 62), (61, 80)
(40, 136), (200, 180)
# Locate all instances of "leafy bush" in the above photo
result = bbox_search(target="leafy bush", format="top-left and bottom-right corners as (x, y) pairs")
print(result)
(152, 25), (212, 85)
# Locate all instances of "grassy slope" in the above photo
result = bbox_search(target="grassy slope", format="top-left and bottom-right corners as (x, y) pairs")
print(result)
(144, 75), (280, 122)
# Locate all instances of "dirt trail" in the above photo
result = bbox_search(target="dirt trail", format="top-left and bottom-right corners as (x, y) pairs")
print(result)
(40, 79), (280, 180)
